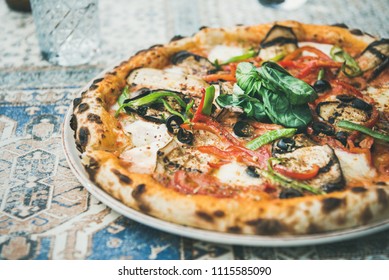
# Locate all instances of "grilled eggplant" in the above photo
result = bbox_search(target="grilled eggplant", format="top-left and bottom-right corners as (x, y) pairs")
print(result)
(127, 68), (209, 97)
(259, 25), (298, 61)
(272, 134), (345, 192)
(356, 39), (389, 80)
(315, 99), (371, 132)
(170, 51), (215, 75)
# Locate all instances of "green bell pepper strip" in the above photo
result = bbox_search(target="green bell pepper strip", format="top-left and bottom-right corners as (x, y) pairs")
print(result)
(201, 85), (215, 116)
(337, 120), (389, 142)
(115, 90), (187, 117)
(245, 128), (297, 150)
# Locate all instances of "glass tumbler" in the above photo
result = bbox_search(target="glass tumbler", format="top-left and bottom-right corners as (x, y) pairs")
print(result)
(30, 0), (100, 66)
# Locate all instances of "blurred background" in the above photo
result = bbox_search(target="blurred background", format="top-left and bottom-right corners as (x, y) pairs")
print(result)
(1, 0), (388, 69)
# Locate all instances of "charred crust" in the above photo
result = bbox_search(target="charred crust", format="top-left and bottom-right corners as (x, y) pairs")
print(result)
(96, 97), (103, 104)
(376, 181), (387, 186)
(199, 26), (208, 30)
(132, 184), (146, 200)
(77, 103), (90, 114)
(92, 77), (104, 85)
(89, 84), (99, 90)
(350, 29), (363, 36)
(78, 127), (90, 149)
(360, 206), (373, 224)
(170, 35), (185, 42)
(85, 157), (100, 181)
(73, 97), (82, 108)
(322, 197), (344, 214)
(196, 211), (214, 223)
(111, 168), (132, 184)
(87, 113), (103, 124)
(227, 226), (242, 234)
(246, 219), (284, 235)
(213, 210), (225, 217)
(307, 223), (322, 234)
(331, 23), (348, 29)
(351, 186), (368, 193)
(138, 203), (151, 213)
(81, 90), (88, 96)
(377, 188), (388, 207)
(70, 114), (77, 131)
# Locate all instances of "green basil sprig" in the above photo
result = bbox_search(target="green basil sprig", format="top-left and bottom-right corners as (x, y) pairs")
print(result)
(216, 84), (267, 121)
(216, 62), (316, 129)
(259, 62), (318, 105)
(235, 62), (263, 96)
(330, 46), (362, 77)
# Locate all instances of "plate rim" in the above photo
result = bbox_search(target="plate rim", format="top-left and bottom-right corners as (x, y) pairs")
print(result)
(62, 74), (389, 248)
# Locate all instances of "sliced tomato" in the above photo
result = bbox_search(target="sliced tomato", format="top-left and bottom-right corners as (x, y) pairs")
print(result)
(274, 164), (320, 180)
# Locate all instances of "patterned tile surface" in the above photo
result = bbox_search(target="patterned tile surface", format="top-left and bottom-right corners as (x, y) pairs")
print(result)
(0, 0), (388, 259)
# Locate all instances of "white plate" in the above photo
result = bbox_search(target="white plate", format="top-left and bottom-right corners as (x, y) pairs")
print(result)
(62, 81), (389, 247)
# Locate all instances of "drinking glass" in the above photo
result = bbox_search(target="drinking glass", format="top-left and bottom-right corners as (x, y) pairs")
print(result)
(258, 0), (308, 10)
(30, 0), (100, 66)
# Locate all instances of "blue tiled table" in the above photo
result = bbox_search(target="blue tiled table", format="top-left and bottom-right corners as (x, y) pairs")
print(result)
(1, 0), (388, 259)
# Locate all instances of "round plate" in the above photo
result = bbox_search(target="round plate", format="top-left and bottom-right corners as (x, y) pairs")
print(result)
(62, 82), (389, 247)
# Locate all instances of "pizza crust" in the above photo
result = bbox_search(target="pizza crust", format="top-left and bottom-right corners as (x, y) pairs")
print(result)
(72, 21), (389, 235)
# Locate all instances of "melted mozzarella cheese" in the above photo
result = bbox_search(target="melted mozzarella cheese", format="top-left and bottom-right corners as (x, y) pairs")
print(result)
(123, 120), (171, 146)
(215, 162), (262, 187)
(121, 120), (172, 173)
(334, 149), (377, 182)
(299, 42), (334, 57)
(208, 45), (244, 63)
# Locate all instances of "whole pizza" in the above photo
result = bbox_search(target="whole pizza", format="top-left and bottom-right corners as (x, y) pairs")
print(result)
(70, 21), (389, 235)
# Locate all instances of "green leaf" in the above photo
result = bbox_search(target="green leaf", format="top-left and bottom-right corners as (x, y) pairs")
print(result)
(246, 128), (297, 150)
(262, 88), (312, 129)
(330, 46), (362, 77)
(216, 93), (267, 121)
(235, 62), (263, 96)
(258, 61), (318, 105)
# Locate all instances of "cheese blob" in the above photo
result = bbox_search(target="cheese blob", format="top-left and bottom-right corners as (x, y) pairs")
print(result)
(121, 120), (172, 173)
(215, 162), (262, 187)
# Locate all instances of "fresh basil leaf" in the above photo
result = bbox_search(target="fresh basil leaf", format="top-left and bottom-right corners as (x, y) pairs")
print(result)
(216, 94), (267, 121)
(330, 46), (362, 77)
(259, 61), (318, 105)
(262, 88), (312, 129)
(235, 62), (263, 96)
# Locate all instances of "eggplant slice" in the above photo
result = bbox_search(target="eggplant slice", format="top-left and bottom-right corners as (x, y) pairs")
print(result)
(155, 130), (225, 175)
(127, 68), (209, 97)
(259, 25), (298, 61)
(272, 134), (345, 193)
(170, 51), (216, 75)
(316, 100), (370, 125)
(356, 39), (389, 80)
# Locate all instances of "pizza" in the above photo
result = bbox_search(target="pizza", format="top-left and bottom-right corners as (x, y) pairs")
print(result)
(69, 21), (389, 235)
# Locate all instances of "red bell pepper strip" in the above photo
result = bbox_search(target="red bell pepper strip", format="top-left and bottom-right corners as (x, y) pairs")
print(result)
(273, 164), (320, 180)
